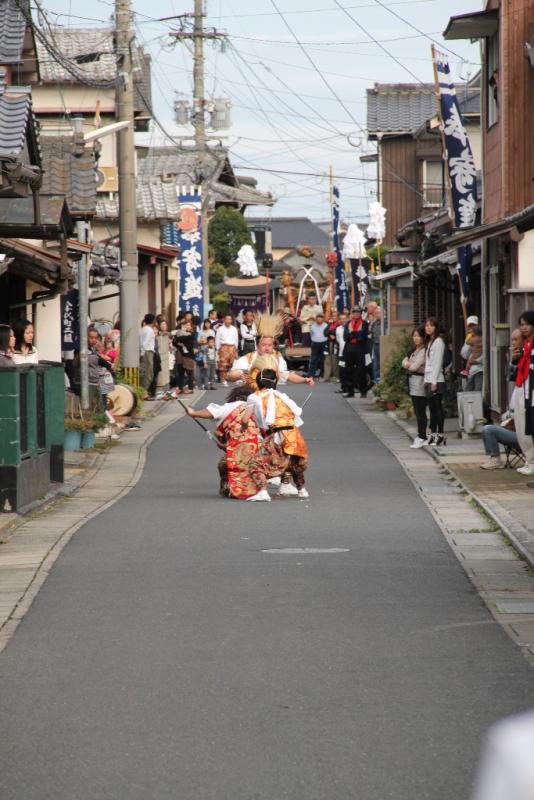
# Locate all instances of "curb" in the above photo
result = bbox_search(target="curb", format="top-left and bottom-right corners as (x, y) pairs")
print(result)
(373, 402), (534, 570)
(0, 395), (200, 652)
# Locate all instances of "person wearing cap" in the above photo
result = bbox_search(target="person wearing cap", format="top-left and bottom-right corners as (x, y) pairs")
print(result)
(343, 306), (369, 398)
(461, 315), (483, 391)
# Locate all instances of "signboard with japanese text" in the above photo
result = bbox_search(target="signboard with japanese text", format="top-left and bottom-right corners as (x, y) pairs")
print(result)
(177, 192), (204, 318)
(61, 289), (79, 352)
(332, 186), (349, 312)
(434, 51), (478, 299)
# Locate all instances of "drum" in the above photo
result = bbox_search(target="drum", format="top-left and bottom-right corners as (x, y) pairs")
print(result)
(106, 383), (137, 416)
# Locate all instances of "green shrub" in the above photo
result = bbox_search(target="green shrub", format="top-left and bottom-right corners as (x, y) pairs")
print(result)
(374, 331), (412, 405)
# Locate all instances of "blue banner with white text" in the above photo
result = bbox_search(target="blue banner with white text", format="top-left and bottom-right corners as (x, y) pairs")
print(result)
(332, 186), (349, 312)
(434, 53), (477, 300)
(177, 193), (204, 317)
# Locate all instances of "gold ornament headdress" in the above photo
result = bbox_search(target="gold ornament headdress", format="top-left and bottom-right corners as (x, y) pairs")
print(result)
(248, 353), (280, 391)
(254, 312), (285, 341)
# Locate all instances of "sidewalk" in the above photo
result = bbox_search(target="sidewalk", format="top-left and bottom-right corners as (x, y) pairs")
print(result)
(391, 409), (534, 568)
(351, 395), (534, 665)
(0, 396), (196, 652)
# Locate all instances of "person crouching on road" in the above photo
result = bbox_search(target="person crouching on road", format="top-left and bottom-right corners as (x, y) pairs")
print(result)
(186, 385), (272, 502)
(247, 360), (309, 499)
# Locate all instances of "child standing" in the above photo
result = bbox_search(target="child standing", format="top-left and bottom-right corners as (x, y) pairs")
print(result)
(205, 335), (217, 390)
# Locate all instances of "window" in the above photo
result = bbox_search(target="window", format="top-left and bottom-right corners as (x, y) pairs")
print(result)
(422, 160), (444, 207)
(390, 286), (414, 325)
(486, 32), (499, 128)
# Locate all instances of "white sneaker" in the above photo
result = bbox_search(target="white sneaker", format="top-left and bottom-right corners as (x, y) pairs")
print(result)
(278, 483), (299, 497)
(246, 489), (271, 502)
(517, 463), (534, 476)
(480, 456), (504, 470)
(222, 380), (228, 387)
(297, 487), (309, 499)
(410, 436), (426, 449)
(268, 476), (282, 486)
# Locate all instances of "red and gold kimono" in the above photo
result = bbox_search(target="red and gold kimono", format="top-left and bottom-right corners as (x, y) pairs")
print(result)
(212, 402), (268, 499)
(249, 389), (308, 489)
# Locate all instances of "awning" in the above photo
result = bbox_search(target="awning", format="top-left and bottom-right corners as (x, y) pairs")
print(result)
(443, 10), (498, 41)
(0, 237), (62, 287)
(370, 266), (414, 283)
(444, 204), (534, 249)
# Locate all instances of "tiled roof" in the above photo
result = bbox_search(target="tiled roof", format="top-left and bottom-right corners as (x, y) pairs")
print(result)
(0, 0), (28, 63)
(138, 147), (274, 208)
(40, 136), (97, 215)
(0, 87), (34, 158)
(35, 27), (150, 114)
(246, 217), (330, 249)
(96, 180), (181, 223)
(367, 83), (437, 134)
(367, 79), (481, 135)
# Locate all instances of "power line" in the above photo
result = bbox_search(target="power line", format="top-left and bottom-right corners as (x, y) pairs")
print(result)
(371, 0), (467, 61)
(331, 0), (426, 84)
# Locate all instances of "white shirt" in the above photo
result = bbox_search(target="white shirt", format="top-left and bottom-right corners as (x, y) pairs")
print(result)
(471, 710), (534, 800)
(424, 337), (445, 385)
(139, 325), (155, 354)
(232, 350), (289, 384)
(240, 322), (257, 343)
(215, 324), (239, 350)
(336, 325), (346, 357)
(12, 349), (39, 365)
(207, 401), (243, 422)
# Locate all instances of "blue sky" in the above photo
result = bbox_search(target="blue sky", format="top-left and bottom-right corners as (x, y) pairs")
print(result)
(49, 0), (481, 223)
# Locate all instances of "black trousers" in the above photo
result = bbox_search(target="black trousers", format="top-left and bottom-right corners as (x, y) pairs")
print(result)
(427, 391), (444, 434)
(411, 395), (428, 440)
(345, 350), (367, 396)
(308, 342), (325, 377)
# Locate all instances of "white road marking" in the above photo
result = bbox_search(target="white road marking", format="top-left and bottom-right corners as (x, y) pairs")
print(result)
(261, 547), (350, 554)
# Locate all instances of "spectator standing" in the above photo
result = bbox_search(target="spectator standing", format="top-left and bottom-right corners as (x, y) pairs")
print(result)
(239, 309), (258, 355)
(369, 307), (381, 384)
(173, 320), (197, 394)
(215, 313), (239, 387)
(12, 319), (38, 364)
(139, 313), (156, 399)
(402, 326), (428, 448)
(323, 311), (339, 382)
(335, 312), (348, 393)
(461, 323), (484, 391)
(87, 328), (115, 406)
(100, 330), (119, 369)
(0, 324), (15, 366)
(205, 335), (217, 390)
(299, 294), (323, 347)
(514, 310), (534, 475)
(424, 317), (446, 446)
(197, 319), (213, 346)
(343, 306), (369, 398)
(308, 313), (329, 378)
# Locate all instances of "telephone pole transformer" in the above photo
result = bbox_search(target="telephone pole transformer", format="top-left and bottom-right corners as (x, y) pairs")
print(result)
(115, 0), (139, 384)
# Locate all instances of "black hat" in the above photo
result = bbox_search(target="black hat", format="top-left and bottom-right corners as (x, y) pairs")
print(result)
(351, 305), (363, 312)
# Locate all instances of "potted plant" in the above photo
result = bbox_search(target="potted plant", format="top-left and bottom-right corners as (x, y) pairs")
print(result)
(81, 410), (110, 448)
(64, 417), (84, 451)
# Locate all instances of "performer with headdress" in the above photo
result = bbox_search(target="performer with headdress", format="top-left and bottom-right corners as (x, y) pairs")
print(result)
(247, 358), (309, 499)
(227, 312), (315, 389)
(186, 385), (272, 502)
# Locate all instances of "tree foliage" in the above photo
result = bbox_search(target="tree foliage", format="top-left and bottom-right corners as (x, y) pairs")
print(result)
(208, 207), (252, 268)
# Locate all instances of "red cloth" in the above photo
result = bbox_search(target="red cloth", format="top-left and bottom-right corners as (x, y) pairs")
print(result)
(516, 338), (533, 387)
(349, 319), (363, 333)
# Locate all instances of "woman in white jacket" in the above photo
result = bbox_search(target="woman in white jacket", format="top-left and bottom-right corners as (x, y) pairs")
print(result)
(424, 317), (446, 445)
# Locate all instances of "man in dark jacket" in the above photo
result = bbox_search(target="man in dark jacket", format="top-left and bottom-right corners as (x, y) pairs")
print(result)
(343, 306), (369, 398)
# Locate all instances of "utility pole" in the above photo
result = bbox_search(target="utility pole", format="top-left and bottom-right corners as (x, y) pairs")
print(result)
(193, 0), (209, 308)
(171, 6), (228, 313)
(115, 0), (139, 385)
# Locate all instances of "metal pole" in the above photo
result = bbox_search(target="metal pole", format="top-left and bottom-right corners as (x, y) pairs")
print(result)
(76, 220), (89, 410)
(116, 0), (139, 385)
(193, 0), (209, 312)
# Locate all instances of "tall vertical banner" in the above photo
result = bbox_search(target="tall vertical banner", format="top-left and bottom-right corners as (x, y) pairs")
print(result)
(332, 185), (349, 312)
(432, 48), (478, 302)
(177, 190), (204, 317)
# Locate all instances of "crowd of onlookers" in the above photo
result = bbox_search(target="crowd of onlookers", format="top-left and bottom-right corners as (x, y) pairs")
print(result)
(0, 319), (38, 367)
(399, 310), (534, 477)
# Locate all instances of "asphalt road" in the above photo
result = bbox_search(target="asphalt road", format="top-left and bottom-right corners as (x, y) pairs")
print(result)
(1, 385), (533, 800)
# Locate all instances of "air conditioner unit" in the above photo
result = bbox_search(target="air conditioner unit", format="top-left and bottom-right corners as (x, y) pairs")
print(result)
(457, 391), (484, 436)
(96, 166), (119, 193)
